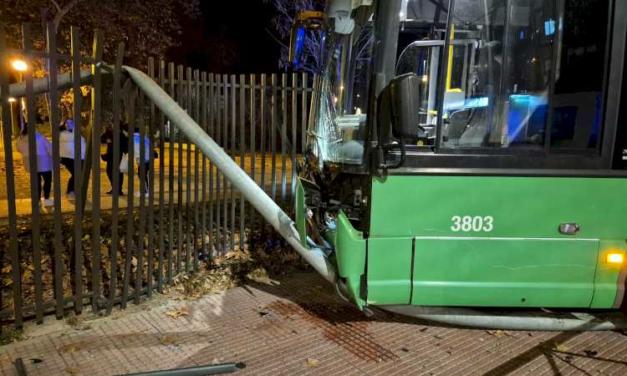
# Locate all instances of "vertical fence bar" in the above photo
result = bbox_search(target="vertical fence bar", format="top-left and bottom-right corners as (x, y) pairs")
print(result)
(22, 24), (44, 324)
(222, 74), (229, 253)
(147, 58), (156, 296)
(89, 29), (104, 312)
(193, 69), (200, 272)
(208, 74), (215, 257)
(260, 74), (267, 193)
(106, 42), (125, 314)
(157, 60), (166, 292)
(259, 74), (267, 239)
(249, 74), (257, 229)
(280, 73), (287, 202)
(0, 29), (22, 328)
(46, 22), (65, 319)
(291, 73), (298, 196)
(184, 67), (192, 273)
(167, 62), (175, 283)
(200, 71), (208, 265)
(122, 90), (136, 309)
(301, 73), (308, 154)
(238, 74), (246, 251)
(270, 74), (277, 201)
(176, 65), (184, 273)
(230, 74), (236, 252)
(135, 91), (146, 304)
(70, 27), (84, 314)
(215, 75), (222, 255)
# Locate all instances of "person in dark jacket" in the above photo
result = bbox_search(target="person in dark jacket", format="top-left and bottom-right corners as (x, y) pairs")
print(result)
(101, 123), (129, 195)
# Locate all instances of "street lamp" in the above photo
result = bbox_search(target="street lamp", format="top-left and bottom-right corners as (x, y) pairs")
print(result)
(9, 59), (28, 132)
(11, 59), (28, 72)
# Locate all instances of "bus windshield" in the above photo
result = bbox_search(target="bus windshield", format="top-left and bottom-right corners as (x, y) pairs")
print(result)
(307, 9), (374, 167)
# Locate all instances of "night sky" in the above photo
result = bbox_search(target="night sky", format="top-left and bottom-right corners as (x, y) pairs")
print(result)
(168, 1), (282, 73)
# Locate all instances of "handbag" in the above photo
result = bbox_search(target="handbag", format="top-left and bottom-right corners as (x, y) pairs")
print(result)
(119, 154), (130, 174)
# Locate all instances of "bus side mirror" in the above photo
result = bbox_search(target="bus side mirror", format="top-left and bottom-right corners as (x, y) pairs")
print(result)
(388, 73), (422, 139)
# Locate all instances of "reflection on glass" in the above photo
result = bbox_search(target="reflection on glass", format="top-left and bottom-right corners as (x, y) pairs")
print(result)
(309, 14), (374, 166)
(440, 0), (557, 149)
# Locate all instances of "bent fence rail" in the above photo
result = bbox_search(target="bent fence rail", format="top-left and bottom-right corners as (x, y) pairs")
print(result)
(0, 24), (315, 332)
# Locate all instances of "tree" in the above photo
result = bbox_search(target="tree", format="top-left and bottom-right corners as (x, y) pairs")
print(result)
(265, 0), (327, 74)
(1, 0), (201, 122)
(0, 0), (201, 69)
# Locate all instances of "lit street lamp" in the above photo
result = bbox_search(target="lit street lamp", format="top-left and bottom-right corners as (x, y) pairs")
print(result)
(10, 59), (28, 132)
(11, 59), (28, 72)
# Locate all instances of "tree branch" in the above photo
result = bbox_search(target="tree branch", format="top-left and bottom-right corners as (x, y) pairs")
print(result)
(50, 0), (62, 12)
(52, 0), (81, 31)
(265, 27), (288, 49)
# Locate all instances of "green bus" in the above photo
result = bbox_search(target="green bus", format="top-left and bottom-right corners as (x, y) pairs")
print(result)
(292, 0), (627, 327)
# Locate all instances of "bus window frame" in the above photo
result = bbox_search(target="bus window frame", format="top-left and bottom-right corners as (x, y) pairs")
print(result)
(396, 0), (627, 172)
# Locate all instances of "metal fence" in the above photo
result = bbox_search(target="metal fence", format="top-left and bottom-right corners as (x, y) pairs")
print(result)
(0, 24), (314, 332)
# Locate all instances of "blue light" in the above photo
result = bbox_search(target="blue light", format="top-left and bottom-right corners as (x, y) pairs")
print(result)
(444, 96), (489, 111)
(544, 19), (556, 36)
(291, 27), (306, 67)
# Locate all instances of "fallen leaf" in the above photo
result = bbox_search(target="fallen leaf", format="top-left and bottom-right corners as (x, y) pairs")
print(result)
(159, 335), (178, 346)
(65, 366), (80, 375)
(555, 344), (569, 352)
(306, 358), (320, 368)
(58, 344), (79, 353)
(165, 305), (189, 319)
(486, 330), (513, 338)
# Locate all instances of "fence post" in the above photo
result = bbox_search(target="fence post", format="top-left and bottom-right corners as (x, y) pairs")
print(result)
(270, 74), (278, 202)
(89, 29), (104, 312)
(45, 22), (65, 320)
(239, 74), (246, 251)
(193, 68), (201, 272)
(291, 73), (298, 197)
(106, 42), (125, 315)
(249, 74), (257, 231)
(135, 90), (146, 305)
(22, 24), (45, 324)
(230, 74), (237, 252)
(122, 86), (137, 309)
(280, 73), (287, 202)
(70, 26), (84, 314)
(208, 73), (216, 257)
(147, 57), (157, 296)
(167, 62), (175, 283)
(0, 27), (23, 329)
(157, 59), (166, 292)
(200, 71), (208, 264)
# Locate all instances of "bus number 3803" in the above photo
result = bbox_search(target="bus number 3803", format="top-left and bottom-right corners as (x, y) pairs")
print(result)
(451, 216), (494, 233)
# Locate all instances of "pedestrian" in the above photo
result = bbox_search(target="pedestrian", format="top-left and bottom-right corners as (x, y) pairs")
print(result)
(59, 119), (86, 199)
(16, 124), (54, 207)
(101, 123), (128, 195)
(132, 127), (154, 197)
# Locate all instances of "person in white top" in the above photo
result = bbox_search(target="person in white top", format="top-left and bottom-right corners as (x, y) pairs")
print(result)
(16, 124), (54, 207)
(59, 119), (86, 198)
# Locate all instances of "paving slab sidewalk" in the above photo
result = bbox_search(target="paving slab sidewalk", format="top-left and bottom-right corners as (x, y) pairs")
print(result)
(1, 272), (627, 376)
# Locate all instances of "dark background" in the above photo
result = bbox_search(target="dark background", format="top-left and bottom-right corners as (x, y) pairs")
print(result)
(169, 1), (282, 73)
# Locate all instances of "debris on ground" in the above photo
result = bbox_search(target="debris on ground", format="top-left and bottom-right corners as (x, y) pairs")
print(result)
(306, 358), (320, 368)
(486, 330), (514, 338)
(165, 305), (189, 319)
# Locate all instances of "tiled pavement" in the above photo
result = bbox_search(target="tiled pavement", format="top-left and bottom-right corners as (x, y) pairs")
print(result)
(1, 272), (627, 375)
